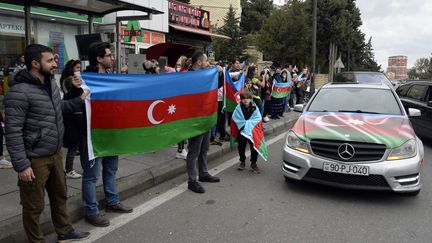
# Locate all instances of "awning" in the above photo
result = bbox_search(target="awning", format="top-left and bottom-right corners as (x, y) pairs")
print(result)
(0, 0), (163, 16)
(146, 42), (193, 67)
(169, 23), (231, 40)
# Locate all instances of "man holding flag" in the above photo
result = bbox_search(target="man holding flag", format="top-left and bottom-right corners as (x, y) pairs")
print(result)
(186, 52), (222, 193)
(80, 42), (132, 228)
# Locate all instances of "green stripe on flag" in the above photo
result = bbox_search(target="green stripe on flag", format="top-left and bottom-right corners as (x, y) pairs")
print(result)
(91, 113), (217, 157)
(271, 91), (289, 98)
(225, 98), (238, 113)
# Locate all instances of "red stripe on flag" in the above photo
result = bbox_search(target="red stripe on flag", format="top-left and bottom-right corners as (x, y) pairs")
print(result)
(91, 89), (217, 129)
(251, 121), (264, 148)
(226, 83), (243, 103)
(272, 85), (291, 93)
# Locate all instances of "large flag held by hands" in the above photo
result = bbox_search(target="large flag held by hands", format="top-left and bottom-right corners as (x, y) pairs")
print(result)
(224, 69), (245, 113)
(81, 68), (219, 159)
(271, 81), (292, 98)
(230, 104), (268, 161)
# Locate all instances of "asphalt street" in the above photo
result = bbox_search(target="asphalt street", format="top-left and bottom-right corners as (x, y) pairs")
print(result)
(50, 131), (432, 243)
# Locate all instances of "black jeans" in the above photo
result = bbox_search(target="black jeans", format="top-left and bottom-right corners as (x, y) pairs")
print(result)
(65, 146), (78, 173)
(217, 101), (226, 139)
(0, 125), (3, 156)
(237, 135), (258, 164)
(186, 131), (210, 182)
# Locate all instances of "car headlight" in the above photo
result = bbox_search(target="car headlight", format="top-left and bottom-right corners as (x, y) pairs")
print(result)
(286, 130), (310, 154)
(387, 139), (417, 160)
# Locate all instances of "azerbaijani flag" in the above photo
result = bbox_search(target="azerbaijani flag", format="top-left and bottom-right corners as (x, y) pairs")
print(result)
(271, 81), (292, 98)
(230, 103), (268, 161)
(295, 73), (305, 88)
(224, 69), (245, 113)
(81, 68), (219, 159)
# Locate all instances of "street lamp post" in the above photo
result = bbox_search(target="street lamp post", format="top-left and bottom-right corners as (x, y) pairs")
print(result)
(311, 0), (317, 92)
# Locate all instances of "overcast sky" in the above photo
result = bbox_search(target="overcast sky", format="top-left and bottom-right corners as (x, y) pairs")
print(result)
(356, 0), (432, 70)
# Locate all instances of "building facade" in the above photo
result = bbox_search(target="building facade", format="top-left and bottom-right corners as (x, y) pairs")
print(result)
(387, 55), (408, 80)
(189, 0), (241, 28)
(0, 3), (100, 76)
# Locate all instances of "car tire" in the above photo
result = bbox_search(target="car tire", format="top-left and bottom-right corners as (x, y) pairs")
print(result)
(407, 190), (420, 196)
(284, 176), (297, 183)
(402, 190), (420, 196)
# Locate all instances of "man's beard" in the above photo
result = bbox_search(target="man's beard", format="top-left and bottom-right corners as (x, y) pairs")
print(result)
(38, 66), (53, 78)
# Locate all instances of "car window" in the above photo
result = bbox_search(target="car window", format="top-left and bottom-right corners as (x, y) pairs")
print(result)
(406, 85), (428, 102)
(427, 86), (432, 102)
(354, 73), (389, 84)
(308, 87), (402, 115)
(396, 84), (411, 97)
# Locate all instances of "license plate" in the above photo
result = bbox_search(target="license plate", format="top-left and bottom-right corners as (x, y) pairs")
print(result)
(323, 162), (369, 176)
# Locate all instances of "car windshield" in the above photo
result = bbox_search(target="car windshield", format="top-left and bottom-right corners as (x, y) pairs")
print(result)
(308, 87), (402, 115)
(334, 73), (393, 87)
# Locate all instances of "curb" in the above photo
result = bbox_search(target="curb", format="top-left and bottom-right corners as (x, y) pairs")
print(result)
(0, 115), (299, 242)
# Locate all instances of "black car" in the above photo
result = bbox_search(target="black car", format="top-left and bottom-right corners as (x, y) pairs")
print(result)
(396, 81), (432, 140)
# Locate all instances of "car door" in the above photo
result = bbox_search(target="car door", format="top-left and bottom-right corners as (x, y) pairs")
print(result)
(403, 84), (429, 137)
(424, 85), (432, 139)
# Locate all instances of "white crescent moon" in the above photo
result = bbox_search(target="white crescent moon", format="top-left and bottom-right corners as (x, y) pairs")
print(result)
(148, 100), (165, 125)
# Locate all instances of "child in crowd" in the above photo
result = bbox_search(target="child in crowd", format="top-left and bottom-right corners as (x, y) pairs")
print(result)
(231, 91), (263, 174)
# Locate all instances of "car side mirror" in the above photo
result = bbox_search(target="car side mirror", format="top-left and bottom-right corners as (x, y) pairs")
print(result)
(294, 104), (304, 112)
(428, 101), (432, 107)
(408, 108), (421, 117)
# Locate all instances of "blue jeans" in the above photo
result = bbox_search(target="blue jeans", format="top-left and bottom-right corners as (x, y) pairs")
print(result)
(82, 156), (120, 216)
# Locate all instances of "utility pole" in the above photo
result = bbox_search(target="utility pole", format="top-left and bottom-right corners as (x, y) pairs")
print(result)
(311, 0), (317, 92)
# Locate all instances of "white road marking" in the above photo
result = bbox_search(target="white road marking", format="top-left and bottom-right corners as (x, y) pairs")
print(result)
(84, 132), (287, 242)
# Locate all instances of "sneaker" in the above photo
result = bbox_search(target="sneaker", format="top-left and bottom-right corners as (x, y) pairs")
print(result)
(66, 170), (82, 179)
(237, 161), (246, 171)
(106, 203), (133, 213)
(176, 149), (187, 160)
(58, 229), (90, 243)
(0, 158), (12, 169)
(251, 163), (261, 174)
(263, 116), (270, 122)
(210, 139), (222, 146)
(188, 181), (205, 193)
(198, 174), (220, 183)
(85, 214), (110, 227)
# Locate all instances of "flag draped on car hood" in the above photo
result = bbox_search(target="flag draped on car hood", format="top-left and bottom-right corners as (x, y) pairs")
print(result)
(291, 112), (417, 148)
(81, 68), (218, 159)
(230, 104), (268, 161)
(224, 69), (245, 113)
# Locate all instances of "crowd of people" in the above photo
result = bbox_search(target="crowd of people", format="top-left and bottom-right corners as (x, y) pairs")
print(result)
(0, 41), (311, 242)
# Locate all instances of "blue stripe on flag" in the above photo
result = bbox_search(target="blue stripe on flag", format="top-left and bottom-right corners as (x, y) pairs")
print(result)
(81, 67), (219, 100)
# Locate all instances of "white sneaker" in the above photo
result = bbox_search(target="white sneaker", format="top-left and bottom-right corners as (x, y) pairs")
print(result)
(66, 170), (82, 179)
(263, 116), (270, 122)
(175, 149), (188, 160)
(0, 158), (12, 169)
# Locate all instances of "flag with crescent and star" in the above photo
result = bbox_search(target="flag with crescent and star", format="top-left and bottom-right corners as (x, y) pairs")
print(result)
(271, 80), (292, 98)
(81, 68), (219, 159)
(230, 103), (268, 161)
(224, 69), (245, 113)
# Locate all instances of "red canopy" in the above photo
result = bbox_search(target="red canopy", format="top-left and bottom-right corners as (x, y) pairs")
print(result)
(145, 42), (193, 67)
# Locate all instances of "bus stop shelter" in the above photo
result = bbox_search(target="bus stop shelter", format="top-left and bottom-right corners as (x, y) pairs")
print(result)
(0, 0), (163, 70)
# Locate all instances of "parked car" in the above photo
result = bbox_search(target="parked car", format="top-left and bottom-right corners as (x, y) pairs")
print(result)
(396, 81), (432, 140)
(282, 79), (424, 195)
(334, 71), (394, 88)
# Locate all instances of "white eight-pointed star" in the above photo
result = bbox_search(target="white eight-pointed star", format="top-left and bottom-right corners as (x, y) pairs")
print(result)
(168, 104), (176, 114)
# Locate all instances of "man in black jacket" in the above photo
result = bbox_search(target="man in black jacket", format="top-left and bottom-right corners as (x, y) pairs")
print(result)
(4, 44), (89, 242)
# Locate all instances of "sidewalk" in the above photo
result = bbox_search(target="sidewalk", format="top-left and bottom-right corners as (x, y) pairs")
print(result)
(0, 111), (299, 242)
